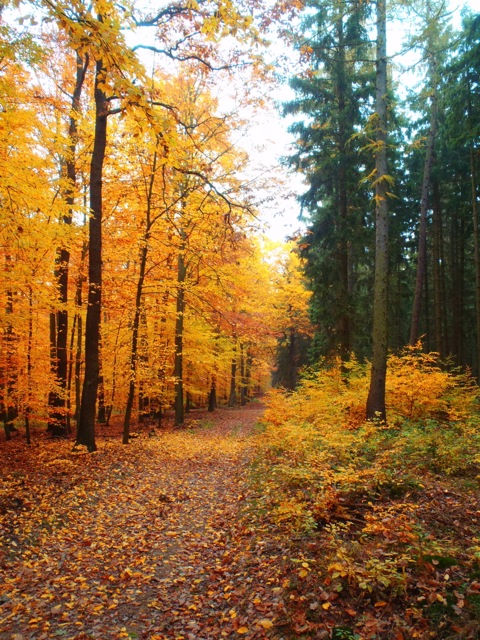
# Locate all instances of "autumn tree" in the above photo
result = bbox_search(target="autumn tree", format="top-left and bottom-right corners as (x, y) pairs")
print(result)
(268, 242), (313, 389)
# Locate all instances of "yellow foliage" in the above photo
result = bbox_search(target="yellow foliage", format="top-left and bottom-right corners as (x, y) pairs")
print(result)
(251, 347), (480, 595)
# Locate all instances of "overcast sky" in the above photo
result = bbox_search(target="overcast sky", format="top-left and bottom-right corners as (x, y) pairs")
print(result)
(257, 0), (478, 242)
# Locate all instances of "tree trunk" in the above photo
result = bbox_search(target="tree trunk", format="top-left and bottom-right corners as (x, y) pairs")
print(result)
(124, 146), (159, 439)
(451, 217), (465, 366)
(208, 375), (217, 412)
(72, 214), (88, 426)
(25, 286), (33, 446)
(409, 51), (438, 346)
(174, 232), (187, 426)
(470, 131), (480, 380)
(76, 58), (108, 452)
(123, 242), (148, 442)
(185, 391), (192, 413)
(366, 0), (388, 422)
(432, 177), (449, 357)
(245, 354), (252, 401)
(240, 343), (247, 406)
(1, 257), (18, 440)
(286, 326), (297, 391)
(49, 53), (88, 437)
(156, 288), (171, 424)
(336, 15), (351, 362)
(228, 336), (237, 407)
(97, 373), (106, 424)
(66, 312), (77, 434)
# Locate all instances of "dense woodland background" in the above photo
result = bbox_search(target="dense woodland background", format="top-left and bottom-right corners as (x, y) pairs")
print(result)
(1, 2), (480, 638)
(276, 0), (480, 388)
(0, 0), (479, 448)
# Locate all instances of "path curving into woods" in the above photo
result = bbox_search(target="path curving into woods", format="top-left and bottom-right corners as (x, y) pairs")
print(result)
(0, 402), (292, 640)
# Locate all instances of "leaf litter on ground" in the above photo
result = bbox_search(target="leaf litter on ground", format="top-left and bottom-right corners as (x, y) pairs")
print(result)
(1, 401), (480, 639)
(0, 405), (289, 639)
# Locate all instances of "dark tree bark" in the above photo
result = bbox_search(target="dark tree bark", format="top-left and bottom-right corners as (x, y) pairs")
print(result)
(97, 373), (106, 424)
(123, 241), (148, 442)
(451, 218), (465, 366)
(1, 257), (18, 440)
(286, 326), (297, 391)
(156, 287), (171, 425)
(185, 391), (192, 413)
(208, 375), (217, 412)
(409, 48), (438, 346)
(49, 53), (88, 437)
(469, 81), (480, 379)
(366, 0), (389, 422)
(336, 15), (351, 362)
(76, 58), (108, 452)
(123, 146), (161, 441)
(174, 231), (187, 426)
(25, 286), (33, 446)
(228, 336), (237, 407)
(240, 343), (247, 406)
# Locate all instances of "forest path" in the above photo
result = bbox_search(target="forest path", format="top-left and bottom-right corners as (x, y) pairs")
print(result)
(0, 402), (289, 640)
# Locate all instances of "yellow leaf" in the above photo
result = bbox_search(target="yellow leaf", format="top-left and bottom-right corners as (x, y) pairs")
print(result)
(258, 619), (273, 629)
(237, 627), (249, 634)
(322, 602), (331, 610)
(298, 569), (309, 578)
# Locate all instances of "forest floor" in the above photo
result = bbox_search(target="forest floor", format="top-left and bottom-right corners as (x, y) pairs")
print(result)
(1, 401), (479, 640)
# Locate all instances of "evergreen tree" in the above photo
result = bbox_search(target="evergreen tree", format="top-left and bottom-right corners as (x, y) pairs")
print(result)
(283, 0), (375, 363)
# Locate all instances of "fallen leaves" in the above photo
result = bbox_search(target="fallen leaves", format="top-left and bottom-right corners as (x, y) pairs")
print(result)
(0, 405), (287, 639)
(2, 401), (480, 639)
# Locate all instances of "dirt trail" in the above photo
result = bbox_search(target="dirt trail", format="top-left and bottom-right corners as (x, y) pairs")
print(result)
(0, 403), (289, 640)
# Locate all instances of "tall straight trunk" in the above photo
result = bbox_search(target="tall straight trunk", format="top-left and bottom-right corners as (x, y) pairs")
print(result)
(137, 309), (149, 424)
(66, 313), (77, 434)
(409, 50), (438, 345)
(240, 343), (247, 406)
(72, 213), (88, 425)
(49, 53), (88, 437)
(470, 115), (480, 379)
(123, 242), (148, 442)
(76, 58), (108, 452)
(425, 249), (431, 352)
(97, 348), (106, 424)
(107, 320), (123, 426)
(228, 336), (237, 407)
(1, 257), (18, 440)
(25, 286), (33, 446)
(174, 232), (187, 426)
(74, 283), (83, 425)
(156, 288), (171, 425)
(286, 326), (297, 390)
(123, 147), (159, 440)
(336, 15), (351, 362)
(451, 218), (465, 366)
(432, 179), (446, 356)
(245, 354), (252, 400)
(208, 375), (217, 412)
(185, 391), (192, 413)
(366, 0), (388, 422)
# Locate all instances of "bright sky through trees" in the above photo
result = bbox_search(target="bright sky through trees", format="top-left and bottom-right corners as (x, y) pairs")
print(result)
(257, 0), (477, 241)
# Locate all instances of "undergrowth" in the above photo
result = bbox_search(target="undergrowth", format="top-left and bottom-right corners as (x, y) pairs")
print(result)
(250, 345), (480, 638)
